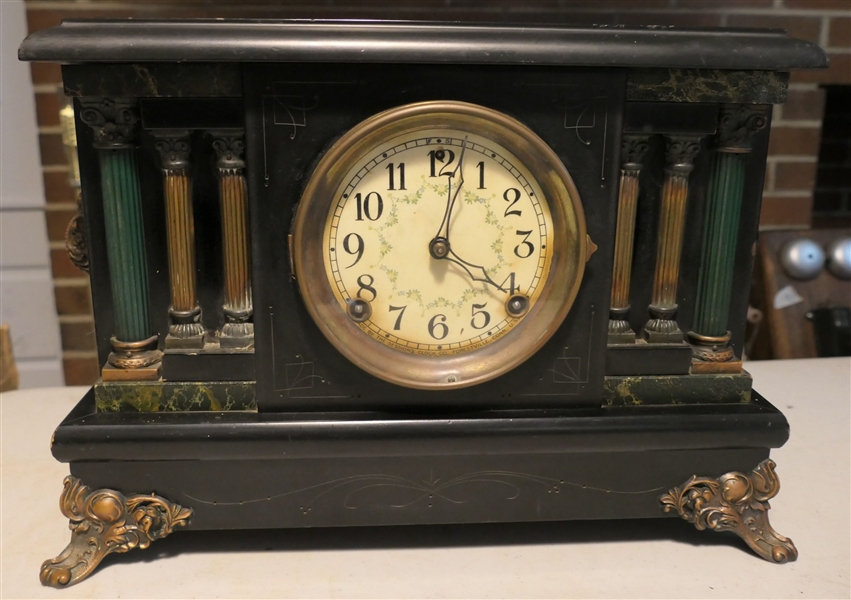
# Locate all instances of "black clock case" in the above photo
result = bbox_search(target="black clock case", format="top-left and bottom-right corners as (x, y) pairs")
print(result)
(249, 63), (625, 411)
(20, 20), (827, 544)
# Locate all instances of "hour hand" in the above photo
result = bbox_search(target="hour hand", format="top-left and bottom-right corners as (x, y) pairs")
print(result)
(429, 239), (505, 292)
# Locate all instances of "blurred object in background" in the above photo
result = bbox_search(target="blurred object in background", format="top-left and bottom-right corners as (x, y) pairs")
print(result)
(1, 324), (21, 392)
(808, 307), (851, 357)
(813, 86), (851, 230)
(756, 229), (851, 359)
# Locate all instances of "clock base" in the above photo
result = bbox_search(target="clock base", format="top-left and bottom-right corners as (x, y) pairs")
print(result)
(42, 389), (796, 587)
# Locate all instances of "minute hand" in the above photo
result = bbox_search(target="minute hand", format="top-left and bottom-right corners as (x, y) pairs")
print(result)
(433, 137), (468, 242)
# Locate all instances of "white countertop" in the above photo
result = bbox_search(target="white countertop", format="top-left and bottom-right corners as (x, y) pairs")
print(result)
(2, 358), (849, 599)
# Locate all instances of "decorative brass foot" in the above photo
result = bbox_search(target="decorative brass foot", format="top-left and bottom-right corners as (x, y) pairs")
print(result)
(40, 476), (192, 588)
(660, 459), (797, 563)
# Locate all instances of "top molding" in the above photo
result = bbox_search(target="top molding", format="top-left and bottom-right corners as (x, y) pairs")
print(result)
(19, 19), (828, 70)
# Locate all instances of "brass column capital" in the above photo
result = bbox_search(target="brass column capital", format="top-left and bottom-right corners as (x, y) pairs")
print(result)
(79, 97), (139, 149)
(716, 104), (769, 154)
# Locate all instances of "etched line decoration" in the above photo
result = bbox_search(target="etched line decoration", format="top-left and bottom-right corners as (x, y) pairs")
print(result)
(186, 469), (665, 511)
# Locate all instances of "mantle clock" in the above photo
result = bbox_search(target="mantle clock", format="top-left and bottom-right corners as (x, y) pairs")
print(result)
(19, 19), (827, 588)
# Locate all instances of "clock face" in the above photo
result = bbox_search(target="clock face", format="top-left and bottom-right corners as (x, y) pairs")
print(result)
(293, 101), (587, 390)
(323, 129), (554, 356)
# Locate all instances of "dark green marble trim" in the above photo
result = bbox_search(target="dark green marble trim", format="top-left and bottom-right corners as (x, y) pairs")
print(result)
(604, 373), (752, 406)
(95, 381), (257, 412)
(63, 63), (242, 98)
(627, 69), (788, 104)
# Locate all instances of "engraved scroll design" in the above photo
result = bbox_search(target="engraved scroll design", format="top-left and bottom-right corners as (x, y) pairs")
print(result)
(40, 476), (192, 588)
(188, 465), (662, 512)
(660, 459), (797, 563)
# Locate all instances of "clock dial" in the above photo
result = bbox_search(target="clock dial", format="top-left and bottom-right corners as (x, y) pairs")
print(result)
(323, 131), (554, 356)
(293, 101), (586, 389)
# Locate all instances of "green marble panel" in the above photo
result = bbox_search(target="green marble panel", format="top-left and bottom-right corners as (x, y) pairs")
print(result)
(95, 381), (257, 412)
(627, 69), (788, 104)
(603, 372), (752, 406)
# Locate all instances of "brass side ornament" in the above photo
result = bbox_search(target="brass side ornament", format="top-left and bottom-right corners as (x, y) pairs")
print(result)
(660, 459), (797, 563)
(59, 96), (88, 272)
(40, 476), (192, 588)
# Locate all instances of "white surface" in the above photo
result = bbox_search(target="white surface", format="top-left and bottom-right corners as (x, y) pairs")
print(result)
(1, 358), (849, 599)
(0, 270), (62, 360)
(0, 212), (50, 269)
(0, 0), (64, 387)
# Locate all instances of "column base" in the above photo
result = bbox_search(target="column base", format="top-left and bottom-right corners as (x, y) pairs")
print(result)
(165, 307), (206, 350)
(608, 308), (636, 344)
(661, 459), (796, 563)
(220, 321), (254, 349)
(688, 330), (743, 374)
(642, 305), (684, 343)
(642, 322), (684, 344)
(40, 476), (192, 588)
(103, 335), (162, 381)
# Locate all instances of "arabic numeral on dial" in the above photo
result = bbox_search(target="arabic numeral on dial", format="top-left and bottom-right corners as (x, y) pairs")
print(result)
(388, 305), (407, 330)
(428, 314), (449, 340)
(476, 161), (486, 189)
(386, 162), (406, 190)
(356, 274), (377, 301)
(355, 192), (383, 221)
(513, 230), (535, 259)
(503, 188), (522, 217)
(471, 302), (491, 330)
(428, 149), (456, 177)
(342, 233), (364, 268)
(498, 272), (519, 295)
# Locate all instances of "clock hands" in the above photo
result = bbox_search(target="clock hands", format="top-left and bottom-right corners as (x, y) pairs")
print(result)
(432, 137), (468, 244)
(442, 246), (508, 292)
(428, 137), (511, 294)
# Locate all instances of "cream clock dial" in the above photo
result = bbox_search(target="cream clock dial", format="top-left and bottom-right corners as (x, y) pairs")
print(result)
(293, 101), (587, 390)
(324, 130), (553, 356)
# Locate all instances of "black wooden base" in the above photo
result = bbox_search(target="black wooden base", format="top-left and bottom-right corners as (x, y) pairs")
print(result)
(53, 389), (788, 531)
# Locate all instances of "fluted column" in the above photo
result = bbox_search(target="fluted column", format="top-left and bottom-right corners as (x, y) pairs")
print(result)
(642, 135), (702, 344)
(212, 131), (254, 349)
(609, 135), (650, 344)
(154, 130), (206, 349)
(79, 98), (161, 377)
(689, 105), (768, 371)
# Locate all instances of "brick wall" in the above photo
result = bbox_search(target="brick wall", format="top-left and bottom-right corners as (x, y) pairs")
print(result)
(24, 0), (851, 385)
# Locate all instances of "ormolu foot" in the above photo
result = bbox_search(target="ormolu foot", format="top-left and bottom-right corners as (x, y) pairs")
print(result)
(660, 459), (797, 563)
(40, 476), (192, 588)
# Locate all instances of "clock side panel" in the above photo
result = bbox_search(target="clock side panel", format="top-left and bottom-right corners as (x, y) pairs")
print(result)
(244, 63), (625, 411)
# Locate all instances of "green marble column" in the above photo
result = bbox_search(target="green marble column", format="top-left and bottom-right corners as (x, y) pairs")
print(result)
(80, 98), (161, 375)
(99, 148), (150, 342)
(689, 105), (768, 370)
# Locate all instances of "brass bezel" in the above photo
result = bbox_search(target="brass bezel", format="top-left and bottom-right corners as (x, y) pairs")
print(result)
(292, 101), (587, 390)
